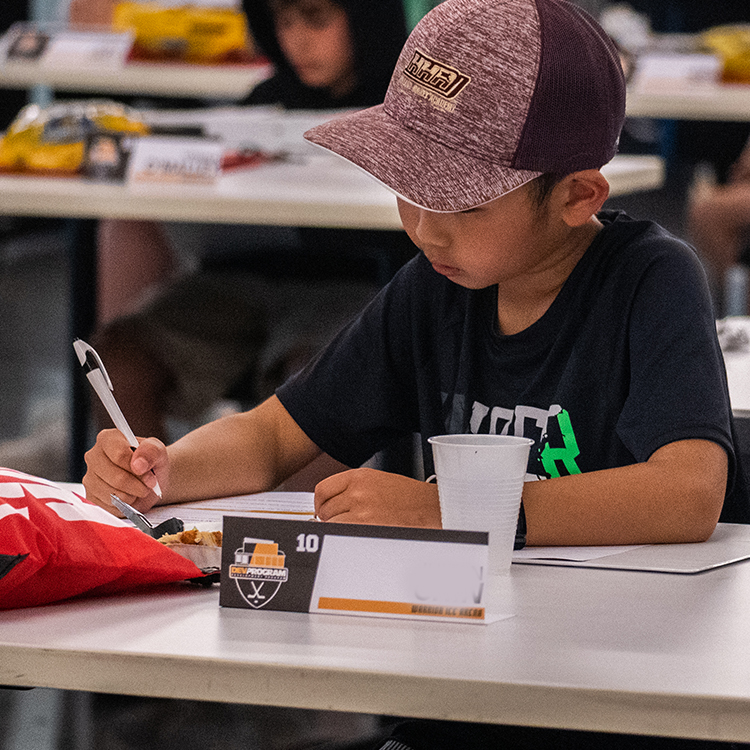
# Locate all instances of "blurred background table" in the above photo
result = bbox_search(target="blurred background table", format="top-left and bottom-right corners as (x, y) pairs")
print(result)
(0, 58), (271, 100)
(627, 80), (750, 122)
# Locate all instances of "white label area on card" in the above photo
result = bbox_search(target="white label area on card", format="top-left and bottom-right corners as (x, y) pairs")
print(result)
(220, 517), (490, 622)
(127, 136), (223, 185)
(310, 535), (487, 620)
(40, 31), (133, 70)
(632, 53), (722, 93)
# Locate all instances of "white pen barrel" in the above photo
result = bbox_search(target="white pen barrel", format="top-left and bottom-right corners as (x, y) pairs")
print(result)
(86, 370), (139, 447)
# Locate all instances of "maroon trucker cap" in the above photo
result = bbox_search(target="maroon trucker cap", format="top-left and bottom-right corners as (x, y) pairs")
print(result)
(304, 0), (626, 212)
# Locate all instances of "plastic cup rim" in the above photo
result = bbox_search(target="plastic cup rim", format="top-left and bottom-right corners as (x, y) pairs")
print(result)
(428, 434), (534, 448)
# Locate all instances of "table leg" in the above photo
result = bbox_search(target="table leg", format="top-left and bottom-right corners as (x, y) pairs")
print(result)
(67, 218), (97, 482)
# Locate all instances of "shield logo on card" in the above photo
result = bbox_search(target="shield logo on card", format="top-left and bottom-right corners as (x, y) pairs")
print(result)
(229, 538), (289, 608)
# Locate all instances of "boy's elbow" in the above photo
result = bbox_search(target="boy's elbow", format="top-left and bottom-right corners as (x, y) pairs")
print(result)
(677, 466), (726, 544)
(653, 439), (727, 543)
(681, 508), (720, 544)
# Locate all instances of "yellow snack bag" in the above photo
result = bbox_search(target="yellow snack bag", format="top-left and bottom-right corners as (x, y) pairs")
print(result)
(701, 25), (750, 84)
(112, 2), (253, 63)
(0, 100), (149, 174)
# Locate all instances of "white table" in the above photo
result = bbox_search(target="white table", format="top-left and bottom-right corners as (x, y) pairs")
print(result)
(0, 153), (664, 229)
(0, 59), (272, 100)
(2, 559), (750, 742)
(0, 101), (666, 229)
(0, 104), (666, 227)
(627, 81), (750, 122)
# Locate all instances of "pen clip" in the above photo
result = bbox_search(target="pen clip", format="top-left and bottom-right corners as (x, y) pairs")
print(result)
(73, 338), (114, 391)
(111, 494), (154, 534)
(111, 494), (184, 539)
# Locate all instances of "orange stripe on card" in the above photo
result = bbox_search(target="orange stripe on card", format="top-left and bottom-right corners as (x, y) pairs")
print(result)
(317, 597), (484, 619)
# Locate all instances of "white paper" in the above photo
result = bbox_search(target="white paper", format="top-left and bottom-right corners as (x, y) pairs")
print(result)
(146, 492), (316, 526)
(632, 52), (722, 93)
(513, 544), (646, 562)
(127, 136), (224, 185)
(718, 317), (750, 411)
(40, 31), (132, 70)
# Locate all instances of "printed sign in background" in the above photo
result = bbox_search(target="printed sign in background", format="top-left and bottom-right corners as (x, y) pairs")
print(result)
(220, 517), (489, 620)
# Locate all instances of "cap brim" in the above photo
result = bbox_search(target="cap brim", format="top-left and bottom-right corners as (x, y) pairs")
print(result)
(304, 104), (541, 213)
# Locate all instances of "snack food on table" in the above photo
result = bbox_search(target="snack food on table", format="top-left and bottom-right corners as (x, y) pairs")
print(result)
(113, 1), (254, 63)
(158, 526), (223, 571)
(158, 527), (223, 547)
(701, 25), (750, 84)
(0, 100), (148, 174)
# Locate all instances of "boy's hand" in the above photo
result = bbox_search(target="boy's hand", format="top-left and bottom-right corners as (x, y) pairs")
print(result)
(314, 468), (442, 528)
(83, 429), (168, 514)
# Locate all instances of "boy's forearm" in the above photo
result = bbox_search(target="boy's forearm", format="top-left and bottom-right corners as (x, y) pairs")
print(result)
(163, 396), (320, 504)
(522, 439), (727, 546)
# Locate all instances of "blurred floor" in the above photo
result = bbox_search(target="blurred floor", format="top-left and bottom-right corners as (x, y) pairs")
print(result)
(0, 218), (70, 481)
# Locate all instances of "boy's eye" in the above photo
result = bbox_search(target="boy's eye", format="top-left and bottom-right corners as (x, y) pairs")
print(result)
(275, 1), (340, 30)
(304, 10), (336, 30)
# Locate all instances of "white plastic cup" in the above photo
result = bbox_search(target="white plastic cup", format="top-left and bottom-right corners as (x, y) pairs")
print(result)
(428, 434), (533, 575)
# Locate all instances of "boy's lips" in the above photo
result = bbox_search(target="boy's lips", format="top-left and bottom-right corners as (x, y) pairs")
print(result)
(431, 261), (461, 277)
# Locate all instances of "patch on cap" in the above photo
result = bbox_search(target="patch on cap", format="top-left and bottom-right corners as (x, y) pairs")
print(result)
(400, 48), (471, 112)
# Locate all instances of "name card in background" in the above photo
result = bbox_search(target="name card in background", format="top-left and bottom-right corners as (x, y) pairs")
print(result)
(631, 52), (722, 94)
(40, 31), (133, 70)
(220, 517), (506, 624)
(127, 136), (223, 185)
(3, 25), (133, 70)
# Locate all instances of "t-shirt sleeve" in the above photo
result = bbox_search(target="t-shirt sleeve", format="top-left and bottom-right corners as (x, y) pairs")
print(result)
(276, 259), (423, 468)
(616, 240), (735, 465)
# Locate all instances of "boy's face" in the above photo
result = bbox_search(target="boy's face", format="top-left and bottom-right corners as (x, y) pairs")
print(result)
(272, 0), (356, 97)
(396, 185), (562, 291)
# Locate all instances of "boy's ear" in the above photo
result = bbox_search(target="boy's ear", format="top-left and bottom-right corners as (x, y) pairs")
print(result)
(558, 170), (610, 227)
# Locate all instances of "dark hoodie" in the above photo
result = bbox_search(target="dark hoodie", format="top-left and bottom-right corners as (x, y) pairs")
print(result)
(242, 0), (408, 109)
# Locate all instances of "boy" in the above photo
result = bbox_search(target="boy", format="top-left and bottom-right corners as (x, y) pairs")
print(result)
(83, 0), (748, 546)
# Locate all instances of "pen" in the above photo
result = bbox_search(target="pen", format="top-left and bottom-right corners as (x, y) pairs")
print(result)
(73, 338), (163, 499)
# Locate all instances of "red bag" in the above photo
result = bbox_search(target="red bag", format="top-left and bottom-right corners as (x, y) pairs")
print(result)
(0, 468), (203, 609)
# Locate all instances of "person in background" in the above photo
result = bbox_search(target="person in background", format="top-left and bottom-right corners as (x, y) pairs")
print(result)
(245, 0), (403, 108)
(89, 0), (413, 476)
(688, 137), (750, 315)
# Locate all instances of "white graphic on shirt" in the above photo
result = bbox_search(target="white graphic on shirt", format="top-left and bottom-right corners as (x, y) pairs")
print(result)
(444, 399), (582, 480)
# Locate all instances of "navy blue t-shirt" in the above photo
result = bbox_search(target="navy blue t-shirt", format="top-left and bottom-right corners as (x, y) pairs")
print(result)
(278, 210), (748, 522)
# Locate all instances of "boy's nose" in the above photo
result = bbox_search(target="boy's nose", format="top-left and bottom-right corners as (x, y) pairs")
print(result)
(413, 208), (451, 247)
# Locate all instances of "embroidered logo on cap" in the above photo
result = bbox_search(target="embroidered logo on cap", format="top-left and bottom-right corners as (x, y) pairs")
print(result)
(401, 48), (471, 112)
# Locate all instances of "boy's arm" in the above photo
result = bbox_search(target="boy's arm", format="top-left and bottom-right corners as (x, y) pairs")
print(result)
(315, 438), (728, 545)
(523, 438), (727, 546)
(83, 395), (322, 512)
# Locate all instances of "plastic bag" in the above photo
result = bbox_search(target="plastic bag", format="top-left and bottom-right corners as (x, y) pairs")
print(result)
(113, 2), (253, 63)
(701, 24), (750, 84)
(0, 99), (148, 174)
(0, 468), (203, 610)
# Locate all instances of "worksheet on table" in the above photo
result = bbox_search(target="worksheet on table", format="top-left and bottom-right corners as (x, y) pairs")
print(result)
(146, 492), (316, 528)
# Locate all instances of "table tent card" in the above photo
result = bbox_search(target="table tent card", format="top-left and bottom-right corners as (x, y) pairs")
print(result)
(220, 517), (510, 624)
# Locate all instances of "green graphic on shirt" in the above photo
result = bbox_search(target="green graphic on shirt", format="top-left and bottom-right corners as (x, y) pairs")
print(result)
(540, 409), (581, 478)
